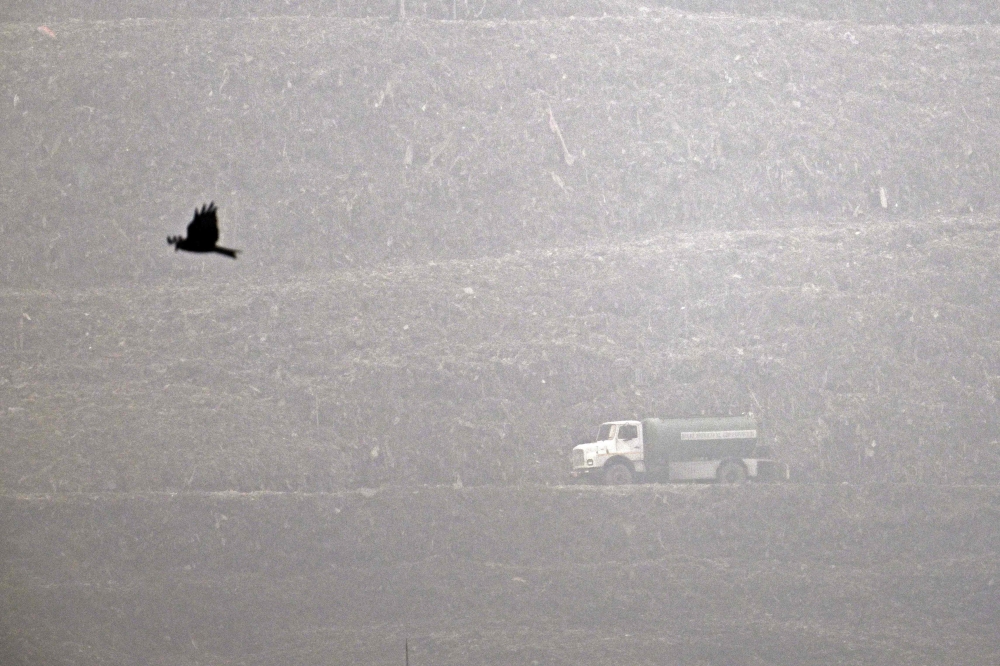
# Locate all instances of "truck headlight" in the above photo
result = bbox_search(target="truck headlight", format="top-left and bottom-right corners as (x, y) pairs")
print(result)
(587, 459), (594, 466)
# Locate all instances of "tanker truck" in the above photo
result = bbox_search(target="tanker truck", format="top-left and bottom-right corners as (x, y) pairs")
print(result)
(570, 415), (789, 485)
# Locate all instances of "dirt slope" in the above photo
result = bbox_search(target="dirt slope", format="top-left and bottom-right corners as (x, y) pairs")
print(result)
(2, 14), (999, 287)
(2, 10), (1000, 494)
(2, 485), (999, 665)
(3, 0), (999, 22)
(3, 216), (999, 492)
(2, 6), (998, 666)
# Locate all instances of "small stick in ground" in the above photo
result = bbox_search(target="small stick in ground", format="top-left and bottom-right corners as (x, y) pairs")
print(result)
(547, 106), (576, 166)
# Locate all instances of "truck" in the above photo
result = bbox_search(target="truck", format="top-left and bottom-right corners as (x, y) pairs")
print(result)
(570, 415), (789, 485)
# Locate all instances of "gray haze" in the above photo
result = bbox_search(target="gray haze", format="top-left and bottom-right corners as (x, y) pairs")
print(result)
(2, 1), (999, 664)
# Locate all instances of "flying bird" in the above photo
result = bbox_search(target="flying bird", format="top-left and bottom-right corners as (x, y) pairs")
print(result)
(168, 202), (239, 258)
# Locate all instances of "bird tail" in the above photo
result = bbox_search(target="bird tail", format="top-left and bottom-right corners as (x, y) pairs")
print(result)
(214, 246), (239, 259)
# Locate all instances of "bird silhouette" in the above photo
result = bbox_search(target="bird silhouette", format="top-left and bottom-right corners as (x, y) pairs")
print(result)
(168, 202), (239, 258)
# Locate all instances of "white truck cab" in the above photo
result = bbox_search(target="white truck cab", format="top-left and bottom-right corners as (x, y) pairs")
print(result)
(571, 420), (646, 484)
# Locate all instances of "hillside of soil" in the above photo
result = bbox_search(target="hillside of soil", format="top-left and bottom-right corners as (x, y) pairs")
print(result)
(2, 485), (999, 665)
(2, 13), (999, 288)
(2, 6), (1000, 493)
(2, 216), (1000, 492)
(3, 0), (999, 23)
(3, 4), (1000, 665)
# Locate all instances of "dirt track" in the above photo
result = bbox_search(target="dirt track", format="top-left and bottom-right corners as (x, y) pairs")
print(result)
(3, 484), (998, 665)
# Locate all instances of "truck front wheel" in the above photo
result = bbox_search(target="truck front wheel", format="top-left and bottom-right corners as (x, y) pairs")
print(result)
(604, 463), (633, 485)
(717, 460), (747, 485)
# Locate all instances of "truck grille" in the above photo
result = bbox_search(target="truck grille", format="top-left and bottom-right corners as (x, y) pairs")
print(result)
(572, 450), (585, 468)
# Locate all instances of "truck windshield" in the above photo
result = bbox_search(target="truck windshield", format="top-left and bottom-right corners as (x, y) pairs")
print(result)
(597, 424), (615, 441)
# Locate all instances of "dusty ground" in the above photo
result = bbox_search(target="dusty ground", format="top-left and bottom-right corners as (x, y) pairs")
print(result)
(3, 7), (1000, 492)
(3, 4), (999, 664)
(3, 13), (1000, 286)
(2, 485), (999, 665)
(3, 216), (1000, 493)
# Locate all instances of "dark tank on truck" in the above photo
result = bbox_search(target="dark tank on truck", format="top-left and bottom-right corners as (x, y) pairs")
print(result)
(570, 415), (789, 485)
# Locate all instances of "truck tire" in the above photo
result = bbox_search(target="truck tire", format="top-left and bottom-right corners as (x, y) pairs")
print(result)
(604, 462), (633, 485)
(717, 460), (747, 485)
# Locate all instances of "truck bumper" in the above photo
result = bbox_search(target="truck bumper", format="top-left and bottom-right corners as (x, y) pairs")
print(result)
(570, 468), (601, 481)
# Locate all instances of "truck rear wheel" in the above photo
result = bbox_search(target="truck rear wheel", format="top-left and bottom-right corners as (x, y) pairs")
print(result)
(604, 463), (633, 485)
(717, 460), (747, 485)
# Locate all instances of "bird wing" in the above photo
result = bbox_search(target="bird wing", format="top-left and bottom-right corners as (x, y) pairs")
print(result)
(186, 202), (220, 246)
